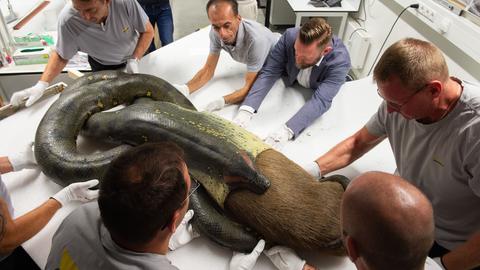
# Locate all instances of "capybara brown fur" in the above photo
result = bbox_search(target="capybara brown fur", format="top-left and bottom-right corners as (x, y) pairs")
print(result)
(225, 149), (345, 254)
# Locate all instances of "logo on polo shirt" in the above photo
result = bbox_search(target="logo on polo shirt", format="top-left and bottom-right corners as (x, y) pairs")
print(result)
(432, 156), (444, 167)
(122, 26), (129, 32)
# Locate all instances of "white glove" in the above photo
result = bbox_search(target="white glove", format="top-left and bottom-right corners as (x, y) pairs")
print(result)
(204, 97), (226, 112)
(229, 239), (265, 270)
(302, 161), (322, 179)
(52, 179), (99, 206)
(264, 125), (294, 150)
(172, 84), (190, 97)
(233, 109), (254, 128)
(169, 209), (200, 250)
(9, 142), (37, 171)
(264, 246), (306, 270)
(10, 81), (49, 107)
(125, 58), (139, 74)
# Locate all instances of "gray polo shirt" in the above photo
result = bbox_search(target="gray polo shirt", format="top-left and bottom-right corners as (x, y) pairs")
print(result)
(56, 0), (148, 65)
(366, 79), (480, 250)
(45, 202), (178, 270)
(209, 19), (279, 72)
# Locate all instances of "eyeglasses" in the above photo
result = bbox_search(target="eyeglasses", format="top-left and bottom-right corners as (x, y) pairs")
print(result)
(377, 83), (429, 111)
(161, 176), (201, 230)
(182, 176), (200, 205)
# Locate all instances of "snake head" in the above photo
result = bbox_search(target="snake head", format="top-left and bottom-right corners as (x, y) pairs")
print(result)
(223, 151), (270, 194)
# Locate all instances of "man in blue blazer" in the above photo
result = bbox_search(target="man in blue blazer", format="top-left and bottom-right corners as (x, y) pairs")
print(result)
(233, 18), (351, 149)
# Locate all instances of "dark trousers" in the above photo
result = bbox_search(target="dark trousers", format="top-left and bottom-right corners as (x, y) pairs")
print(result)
(87, 56), (126, 72)
(0, 246), (40, 270)
(141, 1), (174, 54)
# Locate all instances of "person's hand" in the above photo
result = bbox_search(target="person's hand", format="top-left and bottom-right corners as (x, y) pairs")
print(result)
(169, 209), (200, 250)
(264, 245), (306, 270)
(172, 84), (190, 97)
(52, 179), (99, 206)
(264, 125), (294, 150)
(302, 161), (322, 179)
(125, 58), (139, 74)
(229, 239), (265, 270)
(9, 142), (37, 171)
(10, 81), (49, 107)
(203, 97), (226, 112)
(233, 109), (254, 128)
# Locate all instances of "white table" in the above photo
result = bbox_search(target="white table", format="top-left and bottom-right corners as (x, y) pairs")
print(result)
(0, 27), (395, 269)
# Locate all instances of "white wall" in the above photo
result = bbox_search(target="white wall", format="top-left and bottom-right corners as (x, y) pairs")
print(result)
(344, 0), (480, 81)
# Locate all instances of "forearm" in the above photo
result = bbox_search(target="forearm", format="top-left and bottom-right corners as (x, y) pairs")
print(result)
(0, 157), (13, 174)
(316, 127), (384, 175)
(0, 198), (61, 254)
(187, 67), (214, 92)
(316, 136), (362, 175)
(132, 22), (154, 59)
(39, 51), (68, 83)
(224, 87), (249, 104)
(224, 72), (258, 104)
(442, 232), (480, 270)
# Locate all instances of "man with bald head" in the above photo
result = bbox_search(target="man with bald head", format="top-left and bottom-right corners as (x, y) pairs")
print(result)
(341, 171), (441, 270)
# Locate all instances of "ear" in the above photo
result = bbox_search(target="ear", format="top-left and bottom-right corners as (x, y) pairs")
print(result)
(345, 235), (359, 262)
(322, 45), (333, 55)
(167, 209), (183, 233)
(429, 80), (443, 98)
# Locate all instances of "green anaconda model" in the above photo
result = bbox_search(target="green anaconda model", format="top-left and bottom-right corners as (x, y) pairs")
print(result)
(35, 71), (348, 253)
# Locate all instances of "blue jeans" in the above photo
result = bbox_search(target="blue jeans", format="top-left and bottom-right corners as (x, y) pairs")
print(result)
(141, 2), (174, 54)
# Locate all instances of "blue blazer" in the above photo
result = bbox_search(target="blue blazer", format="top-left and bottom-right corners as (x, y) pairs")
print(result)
(242, 27), (351, 137)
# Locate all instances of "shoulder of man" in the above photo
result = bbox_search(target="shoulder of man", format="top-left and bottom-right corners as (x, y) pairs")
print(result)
(283, 27), (300, 43)
(462, 80), (480, 115)
(113, 0), (140, 13)
(242, 19), (276, 39)
(58, 2), (77, 25)
(59, 202), (100, 231)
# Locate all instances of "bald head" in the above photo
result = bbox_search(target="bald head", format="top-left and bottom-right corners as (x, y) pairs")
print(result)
(341, 171), (434, 270)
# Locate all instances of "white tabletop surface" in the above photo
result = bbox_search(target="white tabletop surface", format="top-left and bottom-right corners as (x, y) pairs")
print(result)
(0, 27), (395, 269)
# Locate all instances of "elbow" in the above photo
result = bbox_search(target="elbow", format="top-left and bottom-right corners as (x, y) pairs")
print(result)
(144, 22), (155, 39)
(146, 30), (155, 41)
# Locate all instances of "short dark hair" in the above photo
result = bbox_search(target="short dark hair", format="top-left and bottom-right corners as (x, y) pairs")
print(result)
(206, 0), (239, 16)
(299, 17), (332, 48)
(98, 142), (187, 245)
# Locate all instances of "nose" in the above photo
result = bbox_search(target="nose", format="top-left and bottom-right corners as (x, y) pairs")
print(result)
(218, 27), (228, 39)
(81, 11), (91, 21)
